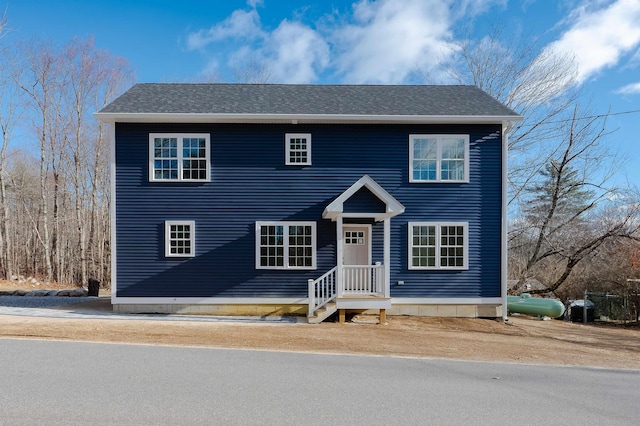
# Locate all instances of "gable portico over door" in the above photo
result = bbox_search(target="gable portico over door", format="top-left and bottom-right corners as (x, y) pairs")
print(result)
(320, 175), (405, 309)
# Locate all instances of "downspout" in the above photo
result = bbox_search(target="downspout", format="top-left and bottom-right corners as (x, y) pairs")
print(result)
(501, 121), (510, 321)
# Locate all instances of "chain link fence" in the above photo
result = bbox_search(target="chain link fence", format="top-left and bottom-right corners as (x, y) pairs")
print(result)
(571, 290), (640, 324)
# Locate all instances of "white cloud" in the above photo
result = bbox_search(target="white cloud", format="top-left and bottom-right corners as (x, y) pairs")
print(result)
(246, 0), (264, 7)
(615, 81), (640, 95)
(332, 0), (456, 83)
(187, 8), (263, 50)
(186, 2), (329, 83)
(184, 0), (500, 84)
(265, 20), (330, 83)
(547, 0), (640, 83)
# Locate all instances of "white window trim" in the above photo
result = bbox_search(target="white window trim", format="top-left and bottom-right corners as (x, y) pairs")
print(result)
(408, 222), (469, 270)
(409, 134), (469, 183)
(255, 221), (317, 270)
(285, 133), (312, 166)
(149, 133), (211, 182)
(165, 220), (196, 258)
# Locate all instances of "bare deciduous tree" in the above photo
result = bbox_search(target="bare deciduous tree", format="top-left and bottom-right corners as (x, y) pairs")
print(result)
(428, 25), (580, 204)
(0, 35), (133, 286)
(233, 60), (273, 84)
(510, 105), (640, 295)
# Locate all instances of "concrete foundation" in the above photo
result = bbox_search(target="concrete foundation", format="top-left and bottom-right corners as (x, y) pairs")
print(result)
(114, 303), (502, 318)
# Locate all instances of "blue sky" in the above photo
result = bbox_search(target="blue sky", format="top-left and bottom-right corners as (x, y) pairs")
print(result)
(3, 0), (640, 185)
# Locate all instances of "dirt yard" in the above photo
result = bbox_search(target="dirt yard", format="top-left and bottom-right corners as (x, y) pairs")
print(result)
(1, 294), (638, 369)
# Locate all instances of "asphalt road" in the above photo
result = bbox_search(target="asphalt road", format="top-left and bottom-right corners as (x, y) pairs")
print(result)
(0, 339), (638, 425)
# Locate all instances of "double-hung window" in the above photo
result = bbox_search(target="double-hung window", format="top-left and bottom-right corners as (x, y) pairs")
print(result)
(408, 222), (468, 269)
(165, 220), (195, 257)
(149, 133), (210, 182)
(256, 221), (316, 269)
(285, 133), (311, 165)
(409, 135), (469, 182)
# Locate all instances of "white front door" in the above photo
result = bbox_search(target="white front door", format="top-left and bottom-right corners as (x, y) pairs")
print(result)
(343, 225), (372, 293)
(343, 226), (370, 266)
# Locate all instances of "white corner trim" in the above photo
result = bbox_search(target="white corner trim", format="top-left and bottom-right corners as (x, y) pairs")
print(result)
(110, 123), (117, 305)
(501, 122), (509, 320)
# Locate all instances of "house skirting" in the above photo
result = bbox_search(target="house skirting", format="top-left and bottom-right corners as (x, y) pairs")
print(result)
(113, 300), (502, 318)
(362, 304), (502, 318)
(113, 303), (307, 316)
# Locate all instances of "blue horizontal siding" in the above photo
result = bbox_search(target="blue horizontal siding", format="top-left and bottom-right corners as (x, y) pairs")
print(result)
(115, 123), (502, 299)
(343, 187), (387, 213)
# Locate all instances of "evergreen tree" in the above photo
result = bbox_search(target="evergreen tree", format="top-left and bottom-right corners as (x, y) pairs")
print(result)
(524, 159), (594, 235)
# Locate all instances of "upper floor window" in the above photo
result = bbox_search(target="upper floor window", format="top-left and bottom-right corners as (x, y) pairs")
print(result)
(409, 135), (469, 183)
(149, 133), (210, 182)
(255, 221), (316, 270)
(408, 222), (468, 270)
(285, 133), (311, 165)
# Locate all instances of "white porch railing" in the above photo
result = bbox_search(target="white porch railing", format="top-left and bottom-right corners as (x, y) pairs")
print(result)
(308, 266), (337, 317)
(308, 263), (386, 317)
(343, 263), (384, 295)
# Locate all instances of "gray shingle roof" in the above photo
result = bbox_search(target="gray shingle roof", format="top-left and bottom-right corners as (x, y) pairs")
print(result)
(98, 83), (520, 120)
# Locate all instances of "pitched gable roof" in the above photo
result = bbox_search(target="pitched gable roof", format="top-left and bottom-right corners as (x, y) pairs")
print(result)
(323, 175), (405, 221)
(95, 84), (522, 124)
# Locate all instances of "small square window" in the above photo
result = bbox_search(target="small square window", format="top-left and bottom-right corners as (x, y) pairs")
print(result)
(285, 133), (311, 166)
(165, 220), (195, 257)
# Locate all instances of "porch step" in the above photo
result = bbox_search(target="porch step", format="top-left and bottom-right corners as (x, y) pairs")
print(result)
(337, 296), (391, 310)
(308, 302), (337, 324)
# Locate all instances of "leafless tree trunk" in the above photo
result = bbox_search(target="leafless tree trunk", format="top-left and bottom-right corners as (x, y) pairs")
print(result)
(0, 44), (19, 279)
(512, 105), (640, 295)
(18, 42), (59, 281)
(0, 35), (132, 286)
(426, 25), (579, 205)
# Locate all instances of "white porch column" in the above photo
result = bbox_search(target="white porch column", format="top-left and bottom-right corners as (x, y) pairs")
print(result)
(384, 218), (390, 298)
(336, 217), (343, 296)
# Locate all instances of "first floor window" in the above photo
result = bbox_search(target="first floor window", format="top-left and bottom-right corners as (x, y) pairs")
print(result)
(408, 222), (468, 269)
(409, 135), (469, 183)
(256, 221), (316, 269)
(150, 133), (210, 182)
(165, 220), (195, 257)
(285, 133), (311, 165)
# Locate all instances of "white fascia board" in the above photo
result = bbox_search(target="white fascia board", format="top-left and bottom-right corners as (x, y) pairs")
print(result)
(94, 112), (523, 125)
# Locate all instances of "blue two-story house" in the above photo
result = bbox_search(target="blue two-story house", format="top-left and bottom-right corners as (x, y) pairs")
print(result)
(95, 84), (521, 322)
